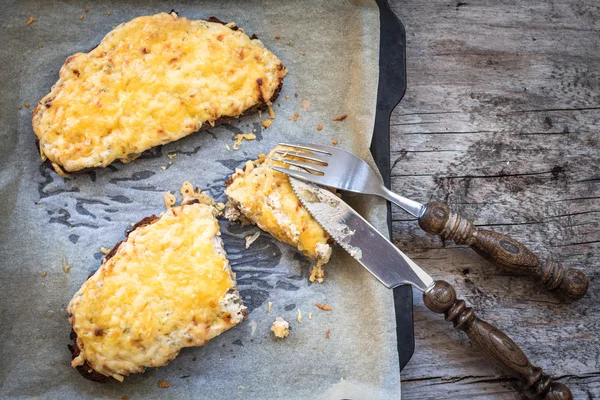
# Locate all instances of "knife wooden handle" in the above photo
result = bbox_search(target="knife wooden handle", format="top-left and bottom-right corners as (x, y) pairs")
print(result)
(423, 280), (572, 400)
(418, 201), (588, 300)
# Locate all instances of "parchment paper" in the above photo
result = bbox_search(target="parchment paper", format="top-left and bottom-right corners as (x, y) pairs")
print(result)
(0, 1), (401, 399)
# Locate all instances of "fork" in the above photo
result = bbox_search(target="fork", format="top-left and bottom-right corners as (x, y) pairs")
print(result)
(271, 143), (589, 300)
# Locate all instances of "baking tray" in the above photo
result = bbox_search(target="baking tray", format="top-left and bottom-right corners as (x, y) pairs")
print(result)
(371, 0), (414, 372)
(0, 1), (411, 398)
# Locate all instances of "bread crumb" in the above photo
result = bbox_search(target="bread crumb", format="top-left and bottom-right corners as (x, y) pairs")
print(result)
(18, 106), (22, 110)
(100, 247), (111, 255)
(79, 15), (84, 21)
(267, 301), (272, 313)
(293, 112), (299, 122)
(285, 95), (290, 100)
(309, 312), (312, 319)
(317, 124), (323, 131)
(261, 119), (272, 129)
(27, 17), (37, 25)
(226, 144), (231, 151)
(315, 302), (332, 311)
(107, 11), (111, 16)
(297, 309), (302, 323)
(24, 103), (30, 108)
(167, 153), (177, 159)
(233, 133), (256, 150)
(121, 396), (128, 400)
(275, 35), (280, 40)
(325, 329), (331, 339)
(333, 113), (348, 121)
(157, 380), (170, 388)
(85, 7), (89, 12)
(301, 99), (310, 111)
(160, 166), (166, 171)
(40, 271), (46, 278)
(301, 51), (306, 56)
(331, 139), (338, 146)
(63, 265), (71, 273)
(271, 317), (289, 338)
(287, 117), (292, 121)
(245, 230), (260, 248)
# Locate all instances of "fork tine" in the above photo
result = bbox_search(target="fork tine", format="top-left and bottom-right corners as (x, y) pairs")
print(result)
(271, 166), (329, 185)
(272, 150), (329, 165)
(278, 158), (325, 174)
(277, 143), (333, 155)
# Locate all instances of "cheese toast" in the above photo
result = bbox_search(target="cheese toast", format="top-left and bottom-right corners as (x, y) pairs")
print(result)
(33, 13), (286, 176)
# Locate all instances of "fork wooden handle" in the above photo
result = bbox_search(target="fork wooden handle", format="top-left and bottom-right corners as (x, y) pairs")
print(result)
(424, 280), (572, 399)
(418, 201), (589, 300)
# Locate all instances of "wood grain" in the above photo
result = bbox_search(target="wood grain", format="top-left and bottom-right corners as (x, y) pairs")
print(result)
(386, 0), (600, 398)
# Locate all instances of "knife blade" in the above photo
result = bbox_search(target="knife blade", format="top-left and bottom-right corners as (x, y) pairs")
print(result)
(289, 176), (434, 292)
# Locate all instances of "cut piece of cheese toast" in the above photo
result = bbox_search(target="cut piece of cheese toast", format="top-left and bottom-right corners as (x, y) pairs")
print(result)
(68, 183), (245, 382)
(33, 12), (286, 175)
(224, 151), (332, 282)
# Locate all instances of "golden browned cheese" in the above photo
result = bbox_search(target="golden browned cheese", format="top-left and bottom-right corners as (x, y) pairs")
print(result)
(33, 12), (286, 175)
(68, 189), (244, 382)
(225, 151), (332, 282)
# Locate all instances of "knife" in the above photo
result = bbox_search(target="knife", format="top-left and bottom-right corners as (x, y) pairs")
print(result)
(289, 176), (573, 400)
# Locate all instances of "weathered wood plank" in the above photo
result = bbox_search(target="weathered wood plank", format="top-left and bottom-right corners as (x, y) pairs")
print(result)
(387, 0), (600, 398)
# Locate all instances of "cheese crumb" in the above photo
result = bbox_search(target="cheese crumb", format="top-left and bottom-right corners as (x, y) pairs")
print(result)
(285, 95), (290, 100)
(24, 103), (30, 108)
(267, 103), (276, 119)
(233, 133), (256, 150)
(271, 317), (289, 338)
(287, 117), (292, 121)
(79, 15), (84, 21)
(309, 312), (312, 319)
(107, 11), (111, 16)
(297, 309), (302, 323)
(226, 144), (231, 151)
(85, 7), (89, 12)
(163, 192), (176, 209)
(293, 112), (299, 122)
(245, 230), (261, 248)
(317, 124), (323, 131)
(100, 247), (111, 255)
(167, 153), (177, 159)
(40, 271), (46, 278)
(315, 302), (332, 311)
(160, 166), (166, 171)
(267, 301), (272, 313)
(27, 17), (37, 25)
(333, 114), (348, 121)
(261, 119), (272, 129)
(157, 380), (170, 388)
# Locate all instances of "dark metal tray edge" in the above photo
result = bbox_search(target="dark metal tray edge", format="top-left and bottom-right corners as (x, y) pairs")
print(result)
(370, 0), (415, 373)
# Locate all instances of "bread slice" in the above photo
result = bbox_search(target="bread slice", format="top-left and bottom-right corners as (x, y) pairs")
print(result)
(67, 182), (245, 382)
(33, 12), (286, 176)
(224, 151), (332, 282)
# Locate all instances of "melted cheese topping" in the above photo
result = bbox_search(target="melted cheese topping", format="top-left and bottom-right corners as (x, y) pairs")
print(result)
(33, 12), (286, 173)
(68, 202), (243, 381)
(225, 152), (332, 282)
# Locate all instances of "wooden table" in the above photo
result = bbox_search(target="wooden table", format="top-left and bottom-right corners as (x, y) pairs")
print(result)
(387, 1), (600, 398)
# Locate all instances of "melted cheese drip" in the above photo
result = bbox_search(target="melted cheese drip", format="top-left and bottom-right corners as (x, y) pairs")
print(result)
(225, 152), (331, 280)
(33, 12), (286, 173)
(68, 203), (241, 381)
